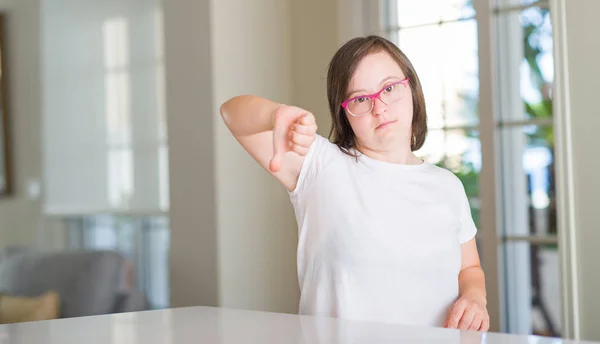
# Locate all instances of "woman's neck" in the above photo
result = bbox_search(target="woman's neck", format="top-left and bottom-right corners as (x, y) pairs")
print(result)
(356, 143), (423, 165)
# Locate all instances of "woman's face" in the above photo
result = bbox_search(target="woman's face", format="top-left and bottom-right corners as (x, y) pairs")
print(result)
(343, 51), (414, 153)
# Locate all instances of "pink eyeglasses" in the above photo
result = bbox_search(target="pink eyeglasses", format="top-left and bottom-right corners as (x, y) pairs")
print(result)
(342, 77), (410, 116)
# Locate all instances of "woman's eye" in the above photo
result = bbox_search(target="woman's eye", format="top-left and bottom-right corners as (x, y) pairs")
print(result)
(385, 85), (395, 92)
(354, 97), (367, 103)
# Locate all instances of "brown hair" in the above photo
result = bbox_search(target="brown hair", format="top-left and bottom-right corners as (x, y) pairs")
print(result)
(326, 35), (427, 156)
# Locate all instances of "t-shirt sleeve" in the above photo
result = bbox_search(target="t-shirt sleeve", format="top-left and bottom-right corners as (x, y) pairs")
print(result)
(457, 182), (478, 244)
(288, 134), (337, 200)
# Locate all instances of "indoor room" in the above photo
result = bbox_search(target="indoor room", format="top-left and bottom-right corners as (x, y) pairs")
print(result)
(0, 0), (598, 343)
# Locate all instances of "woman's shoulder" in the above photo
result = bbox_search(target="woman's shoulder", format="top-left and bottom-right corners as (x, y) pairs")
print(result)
(423, 163), (468, 190)
(310, 134), (348, 160)
(424, 163), (456, 176)
(313, 133), (339, 150)
(289, 134), (347, 199)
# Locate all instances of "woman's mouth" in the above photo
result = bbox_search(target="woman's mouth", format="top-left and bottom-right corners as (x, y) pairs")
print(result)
(376, 120), (397, 130)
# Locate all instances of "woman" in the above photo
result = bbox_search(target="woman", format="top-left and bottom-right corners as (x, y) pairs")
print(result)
(220, 35), (489, 332)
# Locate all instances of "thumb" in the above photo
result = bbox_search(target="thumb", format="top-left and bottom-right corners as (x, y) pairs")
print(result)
(269, 126), (287, 173)
(269, 154), (282, 173)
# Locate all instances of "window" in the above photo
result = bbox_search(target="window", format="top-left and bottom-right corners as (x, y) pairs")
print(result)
(382, 0), (561, 337)
(67, 215), (170, 310)
(46, 4), (171, 312)
(42, 3), (168, 213)
(103, 10), (169, 212)
(103, 17), (134, 208)
(495, 0), (560, 337)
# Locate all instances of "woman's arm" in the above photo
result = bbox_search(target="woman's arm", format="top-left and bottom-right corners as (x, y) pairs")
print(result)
(220, 95), (280, 137)
(444, 238), (490, 331)
(219, 95), (317, 191)
(458, 239), (487, 304)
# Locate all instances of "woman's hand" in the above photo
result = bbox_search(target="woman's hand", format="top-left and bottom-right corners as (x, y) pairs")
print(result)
(443, 292), (490, 332)
(269, 105), (317, 172)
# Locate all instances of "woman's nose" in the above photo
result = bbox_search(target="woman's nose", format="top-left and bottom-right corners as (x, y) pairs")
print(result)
(372, 97), (387, 116)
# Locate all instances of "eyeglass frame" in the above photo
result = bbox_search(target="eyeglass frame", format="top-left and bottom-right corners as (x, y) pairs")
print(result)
(341, 77), (410, 117)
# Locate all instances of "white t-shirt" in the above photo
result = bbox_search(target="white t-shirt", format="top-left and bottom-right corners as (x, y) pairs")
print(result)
(288, 134), (477, 327)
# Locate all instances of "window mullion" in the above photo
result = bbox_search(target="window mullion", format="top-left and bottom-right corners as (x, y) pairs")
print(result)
(495, 0), (549, 13)
(474, 0), (504, 333)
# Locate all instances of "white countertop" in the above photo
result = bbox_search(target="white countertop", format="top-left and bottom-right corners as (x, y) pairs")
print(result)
(0, 306), (596, 344)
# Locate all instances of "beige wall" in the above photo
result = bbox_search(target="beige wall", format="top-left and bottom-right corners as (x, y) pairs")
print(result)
(0, 0), (44, 248)
(164, 0), (218, 308)
(0, 0), (83, 252)
(211, 0), (298, 313)
(166, 0), (344, 313)
(562, 0), (600, 341)
(290, 0), (339, 135)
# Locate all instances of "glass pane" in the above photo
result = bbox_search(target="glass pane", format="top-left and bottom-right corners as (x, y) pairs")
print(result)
(73, 214), (171, 310)
(503, 241), (562, 337)
(83, 215), (136, 258)
(498, 125), (556, 237)
(108, 147), (134, 208)
(496, 6), (554, 122)
(396, 0), (475, 28)
(417, 129), (481, 165)
(440, 19), (479, 128)
(143, 216), (170, 309)
(417, 129), (481, 227)
(398, 25), (444, 129)
(398, 20), (478, 130)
